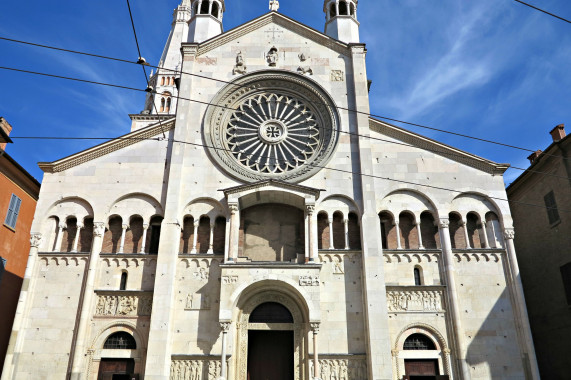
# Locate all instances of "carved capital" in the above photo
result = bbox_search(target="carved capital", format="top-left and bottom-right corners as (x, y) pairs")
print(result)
(220, 322), (231, 332)
(391, 349), (399, 357)
(121, 224), (129, 230)
(438, 219), (450, 229)
(229, 203), (239, 214)
(443, 348), (451, 355)
(76, 222), (84, 230)
(58, 223), (67, 230)
(504, 229), (515, 240)
(93, 222), (105, 237)
(306, 205), (315, 215)
(143, 223), (149, 230)
(30, 233), (43, 248)
(310, 322), (320, 333)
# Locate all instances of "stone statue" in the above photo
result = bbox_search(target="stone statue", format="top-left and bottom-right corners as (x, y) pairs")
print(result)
(269, 0), (279, 11)
(297, 53), (313, 75)
(233, 51), (247, 75)
(267, 46), (279, 66)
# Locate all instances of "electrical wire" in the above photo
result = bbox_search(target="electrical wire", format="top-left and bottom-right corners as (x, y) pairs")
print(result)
(7, 132), (569, 215)
(125, 0), (166, 138)
(0, 35), (561, 160)
(514, 0), (571, 24)
(3, 64), (570, 182)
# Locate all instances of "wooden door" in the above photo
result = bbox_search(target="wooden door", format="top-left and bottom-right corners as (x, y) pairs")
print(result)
(247, 330), (294, 380)
(97, 359), (136, 380)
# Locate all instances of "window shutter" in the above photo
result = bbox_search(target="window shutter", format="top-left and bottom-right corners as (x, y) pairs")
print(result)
(544, 191), (560, 225)
(12, 196), (22, 227)
(4, 194), (22, 229)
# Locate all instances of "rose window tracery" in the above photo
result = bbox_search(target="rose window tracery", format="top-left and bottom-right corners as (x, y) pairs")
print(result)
(204, 72), (340, 182)
(227, 94), (320, 174)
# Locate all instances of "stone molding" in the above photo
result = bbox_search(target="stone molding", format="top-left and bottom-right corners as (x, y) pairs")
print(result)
(188, 13), (350, 58)
(369, 118), (510, 175)
(383, 250), (440, 264)
(222, 179), (322, 200)
(94, 291), (153, 317)
(38, 255), (88, 267)
(101, 256), (158, 268)
(453, 251), (503, 263)
(38, 119), (175, 173)
(386, 286), (445, 313)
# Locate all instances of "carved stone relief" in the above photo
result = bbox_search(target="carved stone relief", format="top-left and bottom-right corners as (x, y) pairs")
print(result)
(95, 292), (153, 317)
(310, 358), (366, 380)
(170, 359), (222, 380)
(297, 53), (313, 75)
(330, 70), (344, 81)
(386, 289), (444, 313)
(184, 294), (211, 310)
(267, 46), (279, 66)
(233, 51), (247, 75)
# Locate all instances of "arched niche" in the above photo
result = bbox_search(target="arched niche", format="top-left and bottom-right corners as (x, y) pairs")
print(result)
(107, 193), (163, 223)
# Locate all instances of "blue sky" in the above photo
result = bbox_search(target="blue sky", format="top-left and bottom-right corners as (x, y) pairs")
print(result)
(0, 0), (570, 187)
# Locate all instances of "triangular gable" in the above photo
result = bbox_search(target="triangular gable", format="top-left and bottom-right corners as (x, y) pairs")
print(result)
(195, 12), (350, 57)
(369, 117), (509, 175)
(38, 118), (176, 173)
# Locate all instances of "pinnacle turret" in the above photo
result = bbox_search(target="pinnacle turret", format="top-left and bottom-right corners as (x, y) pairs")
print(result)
(324, 0), (360, 43)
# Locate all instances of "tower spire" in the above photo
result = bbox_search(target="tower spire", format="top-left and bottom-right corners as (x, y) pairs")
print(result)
(188, 0), (225, 43)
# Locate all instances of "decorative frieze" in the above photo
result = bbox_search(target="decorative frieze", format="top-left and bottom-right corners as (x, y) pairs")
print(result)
(310, 357), (367, 380)
(299, 275), (320, 286)
(383, 251), (440, 264)
(170, 359), (222, 380)
(94, 291), (153, 317)
(453, 252), (502, 263)
(386, 287), (445, 313)
(330, 70), (344, 81)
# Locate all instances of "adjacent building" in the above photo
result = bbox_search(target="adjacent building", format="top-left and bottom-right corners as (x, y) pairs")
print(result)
(0, 117), (41, 374)
(506, 124), (571, 379)
(2, 1), (540, 380)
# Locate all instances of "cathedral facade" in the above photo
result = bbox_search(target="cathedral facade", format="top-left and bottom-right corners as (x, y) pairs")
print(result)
(2, 1), (539, 380)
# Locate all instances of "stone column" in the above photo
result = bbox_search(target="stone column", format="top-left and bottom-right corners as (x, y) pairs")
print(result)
(438, 218), (471, 380)
(140, 224), (149, 254)
(306, 205), (316, 262)
(335, 0), (340, 16)
(416, 221), (424, 249)
(481, 222), (490, 248)
(328, 217), (334, 249)
(220, 322), (231, 379)
(461, 220), (471, 249)
(72, 222), (84, 253)
(208, 0), (213, 15)
(394, 221), (402, 250)
(1, 233), (42, 379)
(191, 220), (199, 254)
(70, 222), (106, 380)
(197, 0), (203, 14)
(54, 222), (66, 252)
(310, 323), (320, 379)
(504, 228), (540, 380)
(227, 204), (239, 262)
(343, 218), (349, 250)
(207, 221), (215, 254)
(119, 224), (128, 254)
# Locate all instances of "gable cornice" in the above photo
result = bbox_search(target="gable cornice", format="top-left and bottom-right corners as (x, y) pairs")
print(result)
(192, 12), (350, 57)
(38, 118), (176, 174)
(369, 117), (509, 175)
(222, 179), (323, 200)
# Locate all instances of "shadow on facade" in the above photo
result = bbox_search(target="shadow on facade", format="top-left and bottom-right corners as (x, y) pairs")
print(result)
(0, 270), (23, 374)
(196, 260), (222, 355)
(465, 287), (530, 379)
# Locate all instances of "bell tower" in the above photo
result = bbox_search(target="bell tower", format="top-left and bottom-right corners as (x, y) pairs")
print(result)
(188, 0), (225, 43)
(324, 0), (360, 44)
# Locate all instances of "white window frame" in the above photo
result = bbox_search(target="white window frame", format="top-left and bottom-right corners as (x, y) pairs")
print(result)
(4, 194), (22, 230)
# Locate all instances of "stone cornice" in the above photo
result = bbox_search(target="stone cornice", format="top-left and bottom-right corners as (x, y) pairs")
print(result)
(38, 118), (175, 173)
(185, 12), (350, 57)
(369, 118), (510, 175)
(222, 179), (323, 200)
(128, 114), (173, 122)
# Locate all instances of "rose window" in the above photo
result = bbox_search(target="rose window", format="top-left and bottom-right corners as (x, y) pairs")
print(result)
(227, 94), (320, 174)
(204, 72), (340, 182)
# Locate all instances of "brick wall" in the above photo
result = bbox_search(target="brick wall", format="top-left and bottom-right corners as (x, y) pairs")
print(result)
(399, 213), (418, 249)
(348, 212), (361, 250)
(467, 213), (483, 248)
(332, 212), (345, 249)
(420, 212), (440, 249)
(102, 217), (123, 253)
(61, 218), (77, 252)
(317, 213), (330, 249)
(79, 218), (94, 253)
(213, 217), (226, 254)
(196, 216), (211, 254)
(180, 216), (195, 254)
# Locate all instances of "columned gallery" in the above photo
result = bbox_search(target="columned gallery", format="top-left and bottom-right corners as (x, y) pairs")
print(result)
(2, 1), (539, 380)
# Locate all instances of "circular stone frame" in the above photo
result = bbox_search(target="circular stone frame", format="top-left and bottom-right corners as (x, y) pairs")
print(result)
(203, 70), (340, 183)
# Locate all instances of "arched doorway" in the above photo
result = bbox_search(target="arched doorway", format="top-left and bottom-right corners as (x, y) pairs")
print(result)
(235, 292), (308, 380)
(247, 303), (294, 380)
(97, 332), (138, 380)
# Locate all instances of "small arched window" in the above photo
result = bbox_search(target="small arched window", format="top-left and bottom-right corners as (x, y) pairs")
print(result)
(120, 272), (127, 290)
(103, 332), (137, 349)
(350, 3), (355, 16)
(414, 267), (422, 286)
(404, 334), (436, 350)
(212, 2), (219, 18)
(166, 98), (172, 113)
(193, 2), (199, 15)
(201, 0), (210, 15)
(330, 4), (337, 18)
(160, 77), (165, 86)
(160, 98), (165, 113)
(339, 1), (348, 15)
